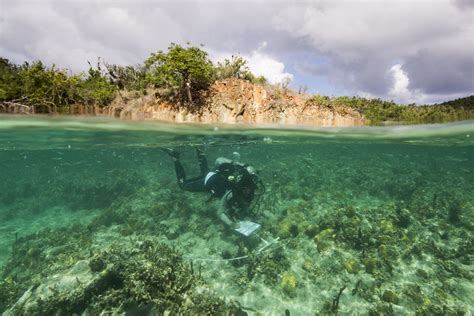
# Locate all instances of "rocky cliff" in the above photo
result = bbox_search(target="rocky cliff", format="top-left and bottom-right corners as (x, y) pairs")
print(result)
(102, 79), (365, 126)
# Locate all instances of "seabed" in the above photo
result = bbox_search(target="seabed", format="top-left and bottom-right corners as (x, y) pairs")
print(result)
(0, 117), (473, 315)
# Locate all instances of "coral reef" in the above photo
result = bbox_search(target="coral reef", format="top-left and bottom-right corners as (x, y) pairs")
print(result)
(280, 272), (298, 297)
(0, 119), (473, 314)
(2, 232), (241, 314)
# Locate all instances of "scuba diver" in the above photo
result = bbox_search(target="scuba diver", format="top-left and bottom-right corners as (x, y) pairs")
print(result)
(161, 147), (264, 236)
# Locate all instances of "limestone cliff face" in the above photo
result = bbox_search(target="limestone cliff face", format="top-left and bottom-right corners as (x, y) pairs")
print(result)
(102, 79), (365, 126)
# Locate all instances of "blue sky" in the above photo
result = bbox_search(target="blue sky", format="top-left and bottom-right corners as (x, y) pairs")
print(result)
(0, 0), (473, 104)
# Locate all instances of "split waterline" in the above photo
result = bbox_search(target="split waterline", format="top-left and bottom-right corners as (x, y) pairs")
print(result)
(0, 115), (473, 314)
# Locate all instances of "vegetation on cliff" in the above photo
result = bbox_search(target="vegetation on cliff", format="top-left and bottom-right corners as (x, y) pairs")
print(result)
(306, 95), (474, 124)
(1, 43), (473, 124)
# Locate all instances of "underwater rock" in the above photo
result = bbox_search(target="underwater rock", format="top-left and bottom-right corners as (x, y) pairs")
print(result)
(88, 255), (107, 272)
(3, 260), (104, 315)
(396, 208), (412, 228)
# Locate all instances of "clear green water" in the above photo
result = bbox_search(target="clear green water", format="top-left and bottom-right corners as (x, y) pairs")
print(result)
(0, 116), (473, 314)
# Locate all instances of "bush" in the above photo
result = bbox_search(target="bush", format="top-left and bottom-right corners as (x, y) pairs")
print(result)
(77, 62), (116, 106)
(145, 43), (213, 104)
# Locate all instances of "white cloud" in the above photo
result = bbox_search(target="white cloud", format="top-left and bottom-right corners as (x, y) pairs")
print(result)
(210, 42), (293, 85)
(383, 64), (466, 105)
(245, 43), (293, 85)
(271, 0), (473, 102)
(387, 64), (425, 104)
(0, 1), (184, 71)
(0, 0), (472, 103)
(272, 1), (463, 60)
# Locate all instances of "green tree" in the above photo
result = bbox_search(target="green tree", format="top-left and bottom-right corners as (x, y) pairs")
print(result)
(214, 55), (249, 80)
(145, 43), (213, 104)
(0, 58), (22, 101)
(105, 63), (147, 92)
(244, 72), (267, 85)
(213, 55), (267, 84)
(437, 96), (473, 110)
(77, 61), (116, 106)
(19, 61), (76, 111)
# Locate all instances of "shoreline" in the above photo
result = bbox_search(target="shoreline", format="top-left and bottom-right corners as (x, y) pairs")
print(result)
(1, 112), (473, 129)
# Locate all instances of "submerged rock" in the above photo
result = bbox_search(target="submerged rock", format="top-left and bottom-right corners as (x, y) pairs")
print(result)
(3, 260), (105, 315)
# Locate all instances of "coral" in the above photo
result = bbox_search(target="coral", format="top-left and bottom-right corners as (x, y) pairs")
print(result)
(343, 258), (361, 274)
(381, 290), (399, 304)
(277, 220), (298, 239)
(3, 239), (240, 315)
(236, 247), (291, 288)
(302, 259), (314, 272)
(88, 255), (107, 272)
(303, 223), (319, 238)
(0, 277), (20, 313)
(314, 228), (335, 252)
(1, 123), (473, 314)
(377, 244), (397, 261)
(276, 201), (311, 239)
(280, 272), (298, 297)
(379, 219), (396, 235)
(362, 257), (381, 275)
(396, 208), (412, 228)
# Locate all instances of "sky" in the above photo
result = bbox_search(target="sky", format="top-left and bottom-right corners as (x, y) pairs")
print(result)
(0, 0), (473, 104)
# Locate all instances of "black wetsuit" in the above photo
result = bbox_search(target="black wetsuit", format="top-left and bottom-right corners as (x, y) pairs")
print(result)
(172, 150), (261, 226)
(173, 150), (233, 198)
